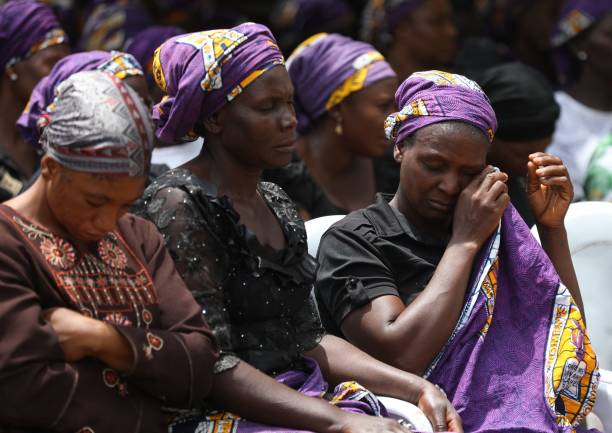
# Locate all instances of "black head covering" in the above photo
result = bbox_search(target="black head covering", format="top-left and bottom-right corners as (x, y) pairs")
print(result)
(474, 62), (560, 142)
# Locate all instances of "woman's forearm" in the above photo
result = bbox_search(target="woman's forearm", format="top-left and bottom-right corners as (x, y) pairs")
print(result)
(537, 224), (584, 316)
(307, 335), (429, 403)
(208, 361), (347, 433)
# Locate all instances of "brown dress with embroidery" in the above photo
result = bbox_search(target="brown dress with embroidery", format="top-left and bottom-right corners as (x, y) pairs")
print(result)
(0, 205), (218, 433)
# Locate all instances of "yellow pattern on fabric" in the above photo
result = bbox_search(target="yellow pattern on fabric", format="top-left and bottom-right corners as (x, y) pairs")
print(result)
(203, 412), (241, 433)
(99, 52), (143, 80)
(479, 258), (499, 338)
(226, 58), (285, 102)
(152, 45), (167, 93)
(176, 30), (248, 92)
(544, 286), (598, 426)
(29, 29), (67, 57)
(325, 51), (385, 111)
(330, 381), (366, 402)
(288, 32), (329, 61)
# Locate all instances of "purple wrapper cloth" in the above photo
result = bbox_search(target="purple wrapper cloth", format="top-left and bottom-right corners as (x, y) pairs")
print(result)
(384, 70), (497, 145)
(0, 0), (67, 71)
(123, 25), (184, 84)
(167, 357), (439, 433)
(18, 50), (144, 149)
(425, 205), (600, 433)
(79, 2), (152, 51)
(152, 23), (285, 144)
(39, 70), (154, 177)
(287, 33), (396, 133)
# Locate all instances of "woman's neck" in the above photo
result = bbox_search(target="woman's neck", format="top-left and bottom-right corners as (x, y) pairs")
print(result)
(184, 144), (261, 205)
(298, 124), (376, 211)
(568, 67), (612, 112)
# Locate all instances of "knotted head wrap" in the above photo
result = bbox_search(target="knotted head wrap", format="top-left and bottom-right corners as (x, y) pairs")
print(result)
(18, 51), (144, 149)
(0, 0), (67, 71)
(287, 32), (396, 133)
(152, 22), (285, 144)
(385, 70), (497, 145)
(40, 70), (154, 177)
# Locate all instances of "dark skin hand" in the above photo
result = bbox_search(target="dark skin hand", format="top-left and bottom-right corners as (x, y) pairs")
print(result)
(528, 152), (584, 316)
(341, 166), (509, 375)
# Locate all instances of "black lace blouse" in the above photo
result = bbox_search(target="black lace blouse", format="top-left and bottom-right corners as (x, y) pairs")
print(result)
(135, 168), (324, 376)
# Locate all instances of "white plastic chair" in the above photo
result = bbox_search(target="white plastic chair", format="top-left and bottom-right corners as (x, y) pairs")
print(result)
(530, 201), (612, 431)
(305, 215), (434, 431)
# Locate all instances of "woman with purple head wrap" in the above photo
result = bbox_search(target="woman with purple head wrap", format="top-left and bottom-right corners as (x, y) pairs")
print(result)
(547, 0), (612, 201)
(0, 70), (218, 433)
(285, 32), (398, 213)
(315, 70), (595, 433)
(361, 0), (457, 81)
(0, 0), (70, 199)
(17, 50), (147, 149)
(136, 23), (461, 433)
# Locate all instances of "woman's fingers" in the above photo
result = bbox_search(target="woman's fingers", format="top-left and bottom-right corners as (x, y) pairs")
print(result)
(535, 164), (569, 178)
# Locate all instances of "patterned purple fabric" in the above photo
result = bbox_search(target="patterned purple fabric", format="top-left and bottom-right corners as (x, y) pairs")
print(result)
(123, 25), (183, 84)
(384, 70), (497, 145)
(287, 33), (396, 133)
(40, 71), (154, 177)
(425, 205), (600, 433)
(152, 23), (285, 144)
(79, 2), (152, 51)
(169, 357), (395, 433)
(0, 0), (67, 71)
(17, 51), (144, 149)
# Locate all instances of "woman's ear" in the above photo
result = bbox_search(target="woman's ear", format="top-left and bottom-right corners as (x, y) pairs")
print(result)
(393, 143), (405, 163)
(40, 155), (60, 180)
(203, 111), (223, 135)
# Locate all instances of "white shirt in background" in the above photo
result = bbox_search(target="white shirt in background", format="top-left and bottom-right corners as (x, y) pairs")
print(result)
(547, 91), (612, 201)
(152, 138), (203, 169)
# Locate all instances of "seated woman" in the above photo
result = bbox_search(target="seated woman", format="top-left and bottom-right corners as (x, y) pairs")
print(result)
(136, 24), (462, 433)
(0, 71), (218, 433)
(285, 33), (398, 213)
(315, 71), (598, 433)
(0, 0), (70, 200)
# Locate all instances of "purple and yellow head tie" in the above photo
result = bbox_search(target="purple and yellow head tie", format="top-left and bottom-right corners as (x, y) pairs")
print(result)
(18, 51), (144, 149)
(551, 0), (612, 48)
(0, 0), (68, 71)
(385, 70), (497, 146)
(287, 33), (396, 133)
(40, 70), (154, 177)
(151, 22), (285, 144)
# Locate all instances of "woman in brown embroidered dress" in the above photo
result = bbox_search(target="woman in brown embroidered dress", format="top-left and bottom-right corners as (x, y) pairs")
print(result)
(0, 71), (218, 433)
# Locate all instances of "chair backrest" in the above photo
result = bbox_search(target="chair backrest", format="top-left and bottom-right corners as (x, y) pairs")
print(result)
(531, 201), (612, 370)
(305, 215), (346, 257)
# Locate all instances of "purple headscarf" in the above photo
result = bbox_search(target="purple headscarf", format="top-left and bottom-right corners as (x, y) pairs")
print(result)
(40, 70), (154, 177)
(551, 0), (612, 47)
(361, 0), (426, 44)
(123, 25), (183, 84)
(0, 0), (67, 71)
(152, 23), (285, 144)
(79, 2), (152, 51)
(551, 0), (612, 86)
(17, 51), (144, 149)
(287, 33), (397, 133)
(385, 70), (497, 145)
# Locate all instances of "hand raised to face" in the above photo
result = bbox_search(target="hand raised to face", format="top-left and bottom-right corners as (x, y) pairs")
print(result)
(527, 152), (573, 229)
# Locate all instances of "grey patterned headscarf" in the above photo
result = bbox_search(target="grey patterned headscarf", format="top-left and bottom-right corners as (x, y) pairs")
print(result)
(39, 70), (154, 176)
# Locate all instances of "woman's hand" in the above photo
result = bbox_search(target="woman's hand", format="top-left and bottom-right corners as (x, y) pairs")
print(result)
(451, 166), (510, 249)
(417, 384), (463, 432)
(527, 152), (573, 229)
(332, 412), (413, 433)
(43, 307), (133, 370)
